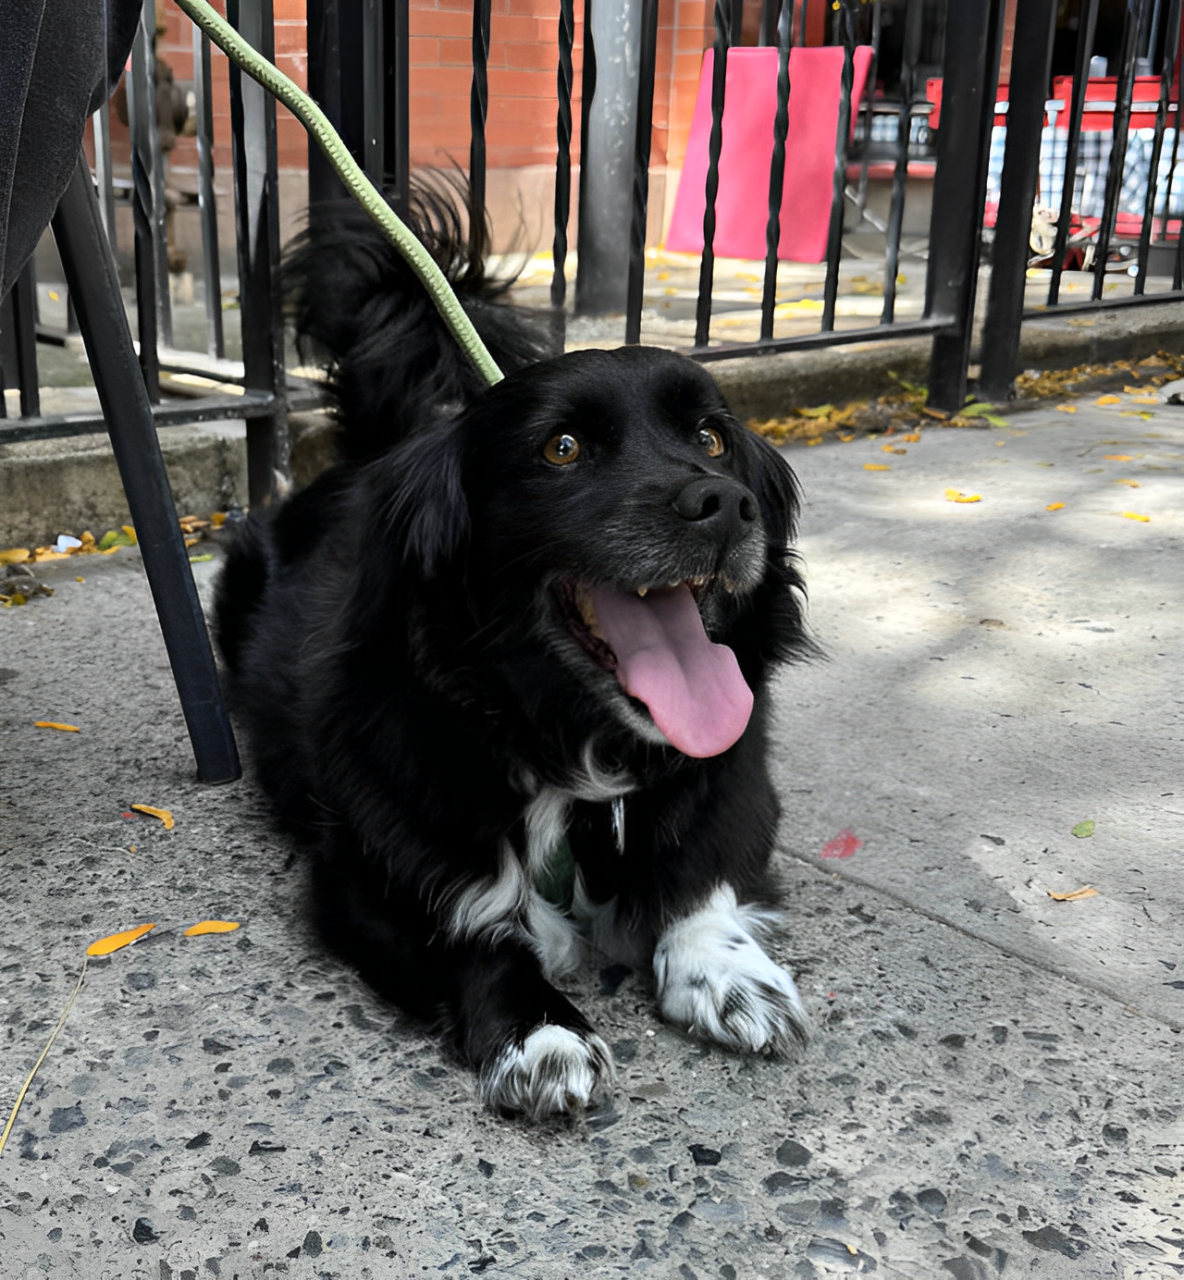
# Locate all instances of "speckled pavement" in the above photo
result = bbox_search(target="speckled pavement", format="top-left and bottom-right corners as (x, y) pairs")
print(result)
(1, 394), (1182, 1279)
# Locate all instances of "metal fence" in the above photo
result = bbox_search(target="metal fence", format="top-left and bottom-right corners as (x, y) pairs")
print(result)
(2, 0), (1182, 494)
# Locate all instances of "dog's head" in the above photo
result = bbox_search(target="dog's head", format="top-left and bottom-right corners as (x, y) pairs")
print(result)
(373, 346), (804, 759)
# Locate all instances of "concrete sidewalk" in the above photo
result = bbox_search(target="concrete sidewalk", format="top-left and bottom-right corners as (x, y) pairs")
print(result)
(1, 396), (1181, 1278)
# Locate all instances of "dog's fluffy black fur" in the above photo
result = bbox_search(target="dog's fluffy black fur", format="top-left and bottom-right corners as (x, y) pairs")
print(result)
(214, 185), (813, 1119)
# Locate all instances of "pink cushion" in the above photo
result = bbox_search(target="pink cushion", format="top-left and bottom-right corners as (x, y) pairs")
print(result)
(667, 45), (874, 263)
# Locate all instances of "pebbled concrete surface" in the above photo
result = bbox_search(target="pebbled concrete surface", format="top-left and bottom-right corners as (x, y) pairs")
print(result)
(1, 397), (1182, 1279)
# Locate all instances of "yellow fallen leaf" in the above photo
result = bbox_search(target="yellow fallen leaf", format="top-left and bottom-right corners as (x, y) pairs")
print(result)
(86, 923), (156, 956)
(864, 463), (891, 471)
(184, 920), (241, 936)
(1047, 887), (1098, 902)
(945, 489), (981, 503)
(1046, 502), (1065, 511)
(75, 577), (85, 583)
(1122, 511), (1150, 522)
(899, 432), (921, 443)
(184, 536), (201, 548)
(1128, 396), (1160, 404)
(805, 437), (823, 446)
(121, 525), (137, 544)
(210, 511), (228, 528)
(1114, 479), (1140, 488)
(0, 548), (31, 565)
(130, 803), (175, 830)
(34, 721), (80, 732)
(882, 444), (906, 454)
(1096, 395), (1121, 405)
(1056, 405), (1077, 413)
(1104, 454), (1133, 461)
(838, 434), (855, 443)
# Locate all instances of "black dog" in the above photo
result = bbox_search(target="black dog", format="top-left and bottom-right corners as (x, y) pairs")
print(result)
(214, 189), (812, 1119)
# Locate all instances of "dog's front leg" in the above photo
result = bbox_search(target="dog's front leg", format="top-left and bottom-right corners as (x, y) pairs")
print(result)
(592, 728), (810, 1057)
(446, 938), (613, 1119)
(315, 835), (612, 1119)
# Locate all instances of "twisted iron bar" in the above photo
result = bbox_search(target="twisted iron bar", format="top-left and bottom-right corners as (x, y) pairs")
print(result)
(695, 0), (741, 348)
(469, 0), (492, 264)
(760, 0), (796, 341)
(551, 0), (575, 335)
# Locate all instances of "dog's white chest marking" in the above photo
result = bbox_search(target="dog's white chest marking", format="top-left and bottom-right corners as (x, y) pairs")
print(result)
(611, 795), (625, 855)
(654, 885), (809, 1055)
(523, 786), (571, 876)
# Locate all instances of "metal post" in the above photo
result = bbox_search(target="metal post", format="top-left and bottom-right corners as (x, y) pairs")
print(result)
(924, 0), (1005, 414)
(306, 0), (365, 210)
(193, 26), (225, 359)
(364, 0), (386, 186)
(10, 263), (40, 418)
(576, 0), (644, 316)
(694, 0), (743, 347)
(848, 0), (881, 232)
(131, 0), (173, 347)
(387, 0), (410, 209)
(1048, 0), (1100, 304)
(51, 157), (240, 784)
(228, 0), (290, 507)
(127, 12), (162, 400)
(470, 0), (491, 257)
(624, 0), (660, 344)
(1091, 0), (1143, 299)
(820, 0), (857, 332)
(881, 0), (922, 323)
(551, 0), (576, 350)
(760, 0), (796, 341)
(1134, 0), (1181, 292)
(978, 0), (1059, 402)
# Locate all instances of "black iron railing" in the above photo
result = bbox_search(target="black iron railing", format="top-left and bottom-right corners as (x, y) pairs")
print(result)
(2, 0), (1183, 457)
(979, 0), (1184, 399)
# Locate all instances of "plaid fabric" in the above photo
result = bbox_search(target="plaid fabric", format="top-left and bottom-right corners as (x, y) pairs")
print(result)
(987, 125), (1184, 222)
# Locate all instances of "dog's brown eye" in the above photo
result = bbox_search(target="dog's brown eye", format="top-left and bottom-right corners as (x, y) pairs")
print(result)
(697, 426), (725, 457)
(544, 433), (580, 465)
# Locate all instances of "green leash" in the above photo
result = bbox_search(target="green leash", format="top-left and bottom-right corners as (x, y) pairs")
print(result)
(172, 0), (505, 389)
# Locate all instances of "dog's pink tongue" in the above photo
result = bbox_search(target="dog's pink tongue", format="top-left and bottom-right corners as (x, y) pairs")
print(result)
(591, 584), (753, 758)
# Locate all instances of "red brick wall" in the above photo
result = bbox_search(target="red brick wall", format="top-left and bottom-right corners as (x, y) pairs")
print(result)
(135, 0), (716, 178)
(408, 0), (587, 169)
(95, 0), (721, 248)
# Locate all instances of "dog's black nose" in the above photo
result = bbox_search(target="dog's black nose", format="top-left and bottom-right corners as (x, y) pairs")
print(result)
(673, 477), (757, 532)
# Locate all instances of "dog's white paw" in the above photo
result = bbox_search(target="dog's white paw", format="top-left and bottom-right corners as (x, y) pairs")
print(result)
(654, 886), (809, 1056)
(480, 1024), (613, 1119)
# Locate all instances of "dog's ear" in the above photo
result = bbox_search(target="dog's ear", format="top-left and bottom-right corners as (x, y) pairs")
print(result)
(380, 423), (470, 577)
(739, 429), (800, 547)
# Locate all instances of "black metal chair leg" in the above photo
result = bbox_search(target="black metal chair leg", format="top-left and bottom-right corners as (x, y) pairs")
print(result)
(51, 154), (241, 784)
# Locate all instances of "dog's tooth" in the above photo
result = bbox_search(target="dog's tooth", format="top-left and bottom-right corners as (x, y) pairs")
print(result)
(637, 586), (648, 598)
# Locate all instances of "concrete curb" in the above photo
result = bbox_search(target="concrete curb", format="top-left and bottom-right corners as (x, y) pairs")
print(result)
(1, 302), (1180, 546)
(712, 299), (1184, 421)
(0, 412), (337, 548)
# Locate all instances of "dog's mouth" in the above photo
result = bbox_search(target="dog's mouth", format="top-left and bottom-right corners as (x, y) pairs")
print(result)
(558, 579), (753, 758)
